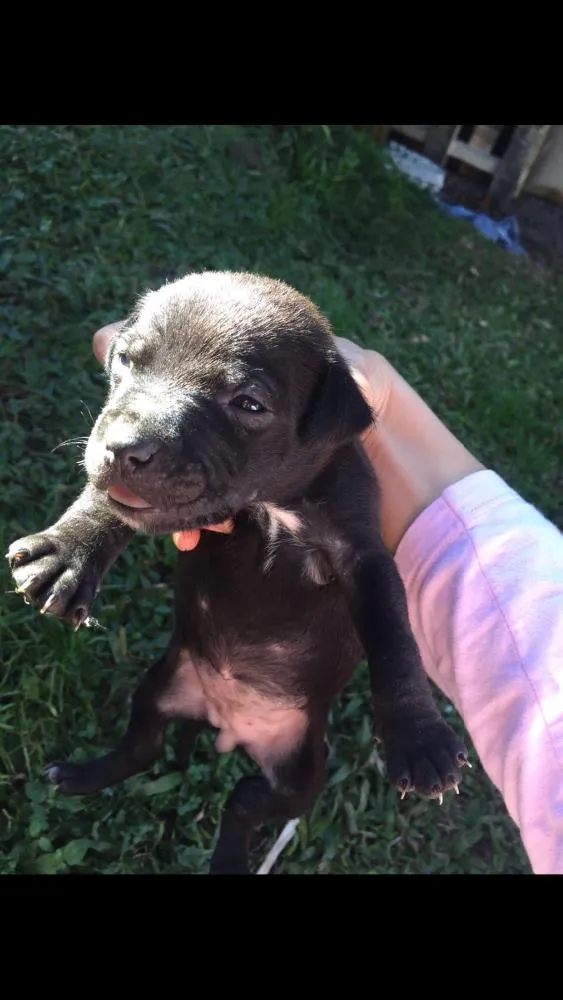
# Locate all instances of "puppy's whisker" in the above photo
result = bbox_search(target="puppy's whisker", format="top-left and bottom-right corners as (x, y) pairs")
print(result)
(80, 400), (95, 426)
(51, 437), (89, 454)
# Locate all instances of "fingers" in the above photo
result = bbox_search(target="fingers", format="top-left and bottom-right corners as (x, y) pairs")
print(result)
(207, 520), (234, 535)
(334, 335), (393, 425)
(172, 530), (202, 551)
(172, 519), (234, 552)
(334, 336), (378, 407)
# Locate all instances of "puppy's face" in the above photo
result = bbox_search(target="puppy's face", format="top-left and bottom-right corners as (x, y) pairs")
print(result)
(84, 271), (373, 534)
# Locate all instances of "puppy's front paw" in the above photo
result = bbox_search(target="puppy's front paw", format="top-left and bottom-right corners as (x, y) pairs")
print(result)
(384, 719), (471, 804)
(7, 529), (100, 628)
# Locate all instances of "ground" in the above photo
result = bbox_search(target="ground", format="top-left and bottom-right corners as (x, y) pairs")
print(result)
(1, 125), (561, 875)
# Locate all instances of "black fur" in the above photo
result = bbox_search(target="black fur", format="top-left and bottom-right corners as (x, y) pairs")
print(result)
(8, 271), (468, 874)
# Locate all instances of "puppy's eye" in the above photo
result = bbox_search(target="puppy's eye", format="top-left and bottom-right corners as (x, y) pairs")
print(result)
(231, 395), (266, 414)
(117, 352), (131, 368)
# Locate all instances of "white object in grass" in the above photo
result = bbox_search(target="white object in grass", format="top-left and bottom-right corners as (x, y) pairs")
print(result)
(387, 140), (445, 195)
(256, 819), (300, 875)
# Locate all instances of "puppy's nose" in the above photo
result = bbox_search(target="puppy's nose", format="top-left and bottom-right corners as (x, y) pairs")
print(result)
(107, 438), (161, 472)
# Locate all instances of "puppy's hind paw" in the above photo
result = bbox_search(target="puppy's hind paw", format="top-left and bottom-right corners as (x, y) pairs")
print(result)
(385, 719), (470, 804)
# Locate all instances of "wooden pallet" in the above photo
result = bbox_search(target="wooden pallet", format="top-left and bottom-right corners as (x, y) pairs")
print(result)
(374, 125), (552, 208)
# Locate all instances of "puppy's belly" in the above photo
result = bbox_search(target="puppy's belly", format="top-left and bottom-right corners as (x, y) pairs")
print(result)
(157, 650), (308, 763)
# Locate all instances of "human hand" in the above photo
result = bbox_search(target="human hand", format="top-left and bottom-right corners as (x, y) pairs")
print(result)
(335, 336), (484, 552)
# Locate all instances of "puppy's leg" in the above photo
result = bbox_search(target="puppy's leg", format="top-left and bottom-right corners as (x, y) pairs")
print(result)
(45, 649), (198, 795)
(346, 544), (468, 800)
(209, 725), (325, 875)
(312, 450), (469, 801)
(174, 719), (207, 771)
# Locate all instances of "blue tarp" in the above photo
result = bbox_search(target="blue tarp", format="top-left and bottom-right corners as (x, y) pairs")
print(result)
(438, 201), (527, 256)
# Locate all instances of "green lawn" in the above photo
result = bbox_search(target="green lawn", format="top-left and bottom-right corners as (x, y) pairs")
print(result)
(1, 125), (561, 874)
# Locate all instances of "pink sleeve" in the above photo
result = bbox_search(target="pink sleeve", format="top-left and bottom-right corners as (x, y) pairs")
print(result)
(395, 470), (563, 875)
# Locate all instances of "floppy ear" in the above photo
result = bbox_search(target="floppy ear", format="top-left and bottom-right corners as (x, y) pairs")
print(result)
(299, 353), (374, 447)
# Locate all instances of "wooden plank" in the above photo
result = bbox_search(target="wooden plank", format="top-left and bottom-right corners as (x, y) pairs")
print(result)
(469, 124), (501, 152)
(525, 125), (563, 203)
(448, 138), (500, 175)
(390, 124), (427, 143)
(372, 125), (391, 143)
(423, 125), (460, 165)
(490, 125), (552, 209)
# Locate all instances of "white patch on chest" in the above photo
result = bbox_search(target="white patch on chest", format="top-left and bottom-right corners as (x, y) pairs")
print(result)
(253, 501), (304, 573)
(261, 502), (303, 537)
(303, 551), (332, 586)
(252, 500), (334, 586)
(157, 651), (308, 765)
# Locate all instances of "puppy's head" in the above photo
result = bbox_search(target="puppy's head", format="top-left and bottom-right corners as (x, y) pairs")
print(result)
(85, 271), (373, 534)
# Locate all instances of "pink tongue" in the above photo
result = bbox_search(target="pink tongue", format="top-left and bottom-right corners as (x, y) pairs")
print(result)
(108, 483), (152, 509)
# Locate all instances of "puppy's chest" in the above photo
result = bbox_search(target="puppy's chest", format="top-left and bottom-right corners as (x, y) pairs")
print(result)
(167, 512), (359, 762)
(174, 508), (354, 688)
(252, 502), (336, 584)
(178, 507), (337, 637)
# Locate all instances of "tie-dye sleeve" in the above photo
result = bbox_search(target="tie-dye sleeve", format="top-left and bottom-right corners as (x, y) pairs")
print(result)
(395, 470), (563, 875)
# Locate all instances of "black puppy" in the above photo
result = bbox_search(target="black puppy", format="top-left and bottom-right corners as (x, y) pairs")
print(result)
(8, 271), (469, 874)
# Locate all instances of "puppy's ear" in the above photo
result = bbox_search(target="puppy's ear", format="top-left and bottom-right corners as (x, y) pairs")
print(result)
(299, 353), (374, 448)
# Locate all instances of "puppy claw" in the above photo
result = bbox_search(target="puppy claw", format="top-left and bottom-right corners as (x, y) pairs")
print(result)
(74, 608), (87, 631)
(398, 778), (412, 801)
(44, 764), (61, 785)
(40, 593), (57, 615)
(430, 784), (444, 804)
(452, 781), (460, 795)
(17, 574), (38, 594)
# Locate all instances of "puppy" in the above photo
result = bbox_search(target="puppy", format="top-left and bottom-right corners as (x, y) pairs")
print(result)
(8, 271), (469, 874)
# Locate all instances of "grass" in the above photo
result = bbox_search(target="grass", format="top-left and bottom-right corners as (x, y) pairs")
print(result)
(1, 124), (561, 875)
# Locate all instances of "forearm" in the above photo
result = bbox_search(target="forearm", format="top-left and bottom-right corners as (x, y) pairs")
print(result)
(358, 351), (484, 553)
(395, 470), (563, 874)
(52, 483), (134, 567)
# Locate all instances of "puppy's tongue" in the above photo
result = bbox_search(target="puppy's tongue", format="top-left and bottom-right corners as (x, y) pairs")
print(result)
(107, 483), (152, 509)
